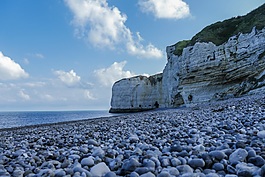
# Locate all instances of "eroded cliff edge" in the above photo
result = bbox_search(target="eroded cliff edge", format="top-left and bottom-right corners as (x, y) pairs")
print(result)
(110, 4), (265, 113)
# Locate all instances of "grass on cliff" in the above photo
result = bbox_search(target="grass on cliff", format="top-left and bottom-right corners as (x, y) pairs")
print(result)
(173, 3), (265, 56)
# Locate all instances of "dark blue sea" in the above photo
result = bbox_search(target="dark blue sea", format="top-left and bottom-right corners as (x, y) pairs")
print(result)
(0, 110), (117, 129)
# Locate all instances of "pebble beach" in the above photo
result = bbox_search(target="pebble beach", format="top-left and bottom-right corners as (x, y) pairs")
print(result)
(1, 94), (265, 177)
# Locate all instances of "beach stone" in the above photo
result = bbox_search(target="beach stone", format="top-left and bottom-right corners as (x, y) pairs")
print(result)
(225, 175), (237, 177)
(129, 135), (139, 143)
(104, 171), (117, 177)
(247, 149), (256, 159)
(236, 162), (259, 177)
(188, 158), (205, 168)
(73, 166), (91, 177)
(160, 157), (170, 167)
(130, 172), (140, 177)
(92, 147), (105, 158)
(227, 165), (237, 174)
(257, 130), (265, 138)
(90, 162), (110, 177)
(157, 171), (170, 177)
(121, 158), (141, 173)
(81, 156), (94, 166)
(235, 141), (246, 149)
(171, 157), (181, 166)
(87, 139), (99, 146)
(229, 148), (248, 165)
(139, 172), (155, 177)
(212, 163), (224, 171)
(170, 144), (182, 152)
(12, 169), (24, 177)
(135, 167), (151, 175)
(205, 173), (219, 177)
(248, 155), (265, 167)
(209, 150), (226, 161)
(143, 159), (155, 169)
(69, 154), (81, 160)
(177, 165), (193, 174)
(54, 169), (66, 177)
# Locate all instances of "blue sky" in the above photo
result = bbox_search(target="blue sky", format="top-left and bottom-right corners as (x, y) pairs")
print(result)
(0, 0), (263, 111)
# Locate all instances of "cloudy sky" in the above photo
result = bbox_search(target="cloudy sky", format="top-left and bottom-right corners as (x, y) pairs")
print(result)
(0, 0), (263, 111)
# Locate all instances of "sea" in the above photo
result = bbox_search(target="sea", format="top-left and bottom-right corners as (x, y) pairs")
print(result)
(0, 110), (118, 129)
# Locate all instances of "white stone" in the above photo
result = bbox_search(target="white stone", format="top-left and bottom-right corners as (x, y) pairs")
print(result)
(90, 162), (110, 177)
(110, 27), (265, 112)
(257, 130), (265, 138)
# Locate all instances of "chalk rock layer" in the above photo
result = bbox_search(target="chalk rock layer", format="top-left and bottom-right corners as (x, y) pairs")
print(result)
(110, 27), (265, 113)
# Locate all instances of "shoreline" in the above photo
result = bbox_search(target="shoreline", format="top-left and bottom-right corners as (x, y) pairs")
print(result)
(1, 93), (265, 176)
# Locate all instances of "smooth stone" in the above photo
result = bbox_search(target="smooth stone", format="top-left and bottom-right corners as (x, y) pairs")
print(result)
(236, 162), (259, 176)
(177, 165), (193, 174)
(143, 159), (155, 169)
(12, 169), (24, 177)
(209, 150), (226, 161)
(212, 163), (224, 171)
(92, 147), (105, 158)
(87, 139), (99, 146)
(205, 173), (219, 177)
(162, 167), (180, 176)
(139, 172), (155, 177)
(121, 158), (141, 173)
(229, 148), (248, 165)
(157, 171), (170, 177)
(69, 154), (81, 160)
(171, 158), (181, 167)
(227, 165), (237, 174)
(104, 171), (117, 177)
(160, 157), (170, 167)
(130, 172), (140, 177)
(188, 158), (205, 168)
(225, 175), (238, 177)
(81, 156), (94, 166)
(135, 167), (151, 175)
(90, 162), (110, 177)
(248, 155), (265, 167)
(257, 130), (265, 138)
(54, 169), (66, 177)
(73, 166), (91, 177)
(247, 149), (256, 159)
(129, 135), (139, 143)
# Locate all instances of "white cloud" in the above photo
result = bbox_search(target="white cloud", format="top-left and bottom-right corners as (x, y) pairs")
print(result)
(84, 90), (96, 100)
(65, 0), (163, 59)
(138, 0), (190, 19)
(0, 52), (29, 80)
(18, 90), (30, 101)
(54, 69), (81, 87)
(94, 61), (134, 87)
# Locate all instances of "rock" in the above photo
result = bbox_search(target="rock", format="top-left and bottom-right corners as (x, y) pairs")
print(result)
(248, 155), (265, 167)
(104, 172), (117, 177)
(157, 171), (171, 177)
(81, 156), (94, 166)
(236, 162), (259, 176)
(209, 150), (226, 161)
(121, 158), (141, 173)
(110, 24), (265, 112)
(73, 166), (91, 177)
(87, 139), (99, 146)
(257, 130), (265, 138)
(212, 163), (224, 171)
(90, 162), (110, 177)
(129, 135), (139, 143)
(139, 172), (155, 177)
(188, 158), (205, 168)
(229, 148), (248, 165)
(177, 165), (194, 174)
(54, 169), (66, 177)
(92, 147), (105, 158)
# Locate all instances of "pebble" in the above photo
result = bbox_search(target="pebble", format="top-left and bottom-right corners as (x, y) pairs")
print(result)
(90, 162), (110, 177)
(0, 94), (265, 177)
(229, 148), (248, 165)
(257, 130), (265, 139)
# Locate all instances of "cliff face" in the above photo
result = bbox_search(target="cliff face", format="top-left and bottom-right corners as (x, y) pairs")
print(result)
(110, 27), (265, 113)
(165, 27), (265, 107)
(110, 74), (164, 113)
(110, 4), (265, 113)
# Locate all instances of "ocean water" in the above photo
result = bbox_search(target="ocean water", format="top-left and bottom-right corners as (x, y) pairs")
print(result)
(0, 110), (117, 129)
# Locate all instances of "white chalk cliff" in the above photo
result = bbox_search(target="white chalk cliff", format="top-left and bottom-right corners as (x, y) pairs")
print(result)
(110, 4), (265, 113)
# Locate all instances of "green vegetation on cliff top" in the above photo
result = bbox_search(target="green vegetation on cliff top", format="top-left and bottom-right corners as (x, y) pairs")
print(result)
(174, 3), (265, 56)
